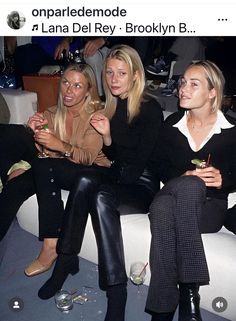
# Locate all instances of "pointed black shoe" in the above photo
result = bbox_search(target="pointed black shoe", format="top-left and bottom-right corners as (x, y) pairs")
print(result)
(38, 254), (79, 300)
(178, 283), (202, 321)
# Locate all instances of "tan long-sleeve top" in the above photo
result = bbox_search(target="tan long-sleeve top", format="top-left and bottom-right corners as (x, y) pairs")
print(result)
(44, 106), (111, 168)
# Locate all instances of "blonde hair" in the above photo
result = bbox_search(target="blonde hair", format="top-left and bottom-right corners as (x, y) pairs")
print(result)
(54, 63), (102, 140)
(103, 44), (145, 123)
(187, 60), (225, 112)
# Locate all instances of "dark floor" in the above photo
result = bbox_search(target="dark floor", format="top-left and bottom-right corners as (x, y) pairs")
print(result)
(0, 220), (231, 321)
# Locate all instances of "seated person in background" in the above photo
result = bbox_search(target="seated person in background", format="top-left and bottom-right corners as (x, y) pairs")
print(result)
(13, 36), (109, 96)
(167, 37), (205, 77)
(146, 37), (206, 96)
(145, 61), (236, 321)
(13, 36), (81, 87)
(146, 37), (205, 76)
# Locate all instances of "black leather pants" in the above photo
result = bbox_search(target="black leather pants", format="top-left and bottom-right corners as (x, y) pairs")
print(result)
(89, 172), (159, 290)
(56, 166), (111, 254)
(33, 158), (110, 240)
(56, 164), (159, 290)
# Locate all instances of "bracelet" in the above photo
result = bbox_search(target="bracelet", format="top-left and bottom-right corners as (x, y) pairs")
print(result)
(62, 142), (72, 157)
(64, 151), (71, 157)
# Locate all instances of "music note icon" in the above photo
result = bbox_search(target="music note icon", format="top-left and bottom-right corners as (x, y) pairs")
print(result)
(32, 24), (38, 31)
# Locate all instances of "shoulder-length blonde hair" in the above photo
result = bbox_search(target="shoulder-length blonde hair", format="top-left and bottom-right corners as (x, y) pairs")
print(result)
(103, 44), (145, 123)
(54, 63), (102, 140)
(188, 60), (225, 112)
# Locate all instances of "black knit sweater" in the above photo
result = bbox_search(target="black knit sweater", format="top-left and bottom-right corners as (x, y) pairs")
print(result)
(103, 96), (163, 184)
(155, 110), (236, 200)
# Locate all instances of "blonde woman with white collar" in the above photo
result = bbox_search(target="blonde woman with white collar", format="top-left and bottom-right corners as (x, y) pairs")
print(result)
(146, 61), (236, 321)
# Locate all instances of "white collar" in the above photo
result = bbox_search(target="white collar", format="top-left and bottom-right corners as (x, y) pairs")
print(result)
(173, 110), (234, 151)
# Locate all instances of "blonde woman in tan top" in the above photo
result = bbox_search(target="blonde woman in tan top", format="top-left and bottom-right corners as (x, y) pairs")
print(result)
(21, 63), (110, 276)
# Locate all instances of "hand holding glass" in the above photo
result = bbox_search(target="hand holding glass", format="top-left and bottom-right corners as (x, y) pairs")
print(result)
(36, 123), (50, 158)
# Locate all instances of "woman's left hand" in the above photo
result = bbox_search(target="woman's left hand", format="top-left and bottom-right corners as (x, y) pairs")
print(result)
(90, 112), (112, 146)
(195, 166), (222, 188)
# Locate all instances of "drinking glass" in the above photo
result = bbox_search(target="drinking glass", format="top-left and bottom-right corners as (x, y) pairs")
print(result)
(130, 261), (147, 286)
(196, 160), (207, 169)
(191, 156), (211, 169)
(36, 123), (50, 158)
(54, 290), (73, 313)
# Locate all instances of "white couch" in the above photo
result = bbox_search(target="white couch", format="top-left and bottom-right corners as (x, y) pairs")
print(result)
(16, 191), (236, 321)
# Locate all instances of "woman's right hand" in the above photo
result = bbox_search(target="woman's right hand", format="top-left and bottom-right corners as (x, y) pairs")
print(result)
(27, 113), (47, 132)
(184, 166), (222, 188)
(90, 113), (112, 146)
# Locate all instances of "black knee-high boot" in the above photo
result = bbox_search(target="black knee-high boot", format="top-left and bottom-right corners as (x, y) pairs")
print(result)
(38, 254), (79, 300)
(178, 283), (202, 321)
(105, 284), (127, 321)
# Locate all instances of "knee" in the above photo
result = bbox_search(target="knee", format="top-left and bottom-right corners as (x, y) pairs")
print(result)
(92, 186), (118, 217)
(181, 176), (205, 197)
(170, 176), (206, 199)
(74, 172), (100, 194)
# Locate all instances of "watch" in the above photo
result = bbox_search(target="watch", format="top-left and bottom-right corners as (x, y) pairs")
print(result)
(64, 151), (71, 157)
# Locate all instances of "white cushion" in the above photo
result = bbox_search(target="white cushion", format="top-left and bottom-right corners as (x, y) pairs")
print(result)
(0, 89), (37, 124)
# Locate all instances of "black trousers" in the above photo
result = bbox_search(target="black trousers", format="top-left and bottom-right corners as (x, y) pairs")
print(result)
(0, 124), (36, 184)
(32, 158), (110, 240)
(56, 167), (159, 290)
(145, 176), (227, 314)
(0, 124), (37, 241)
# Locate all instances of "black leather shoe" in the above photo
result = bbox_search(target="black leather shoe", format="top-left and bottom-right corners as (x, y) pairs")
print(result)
(178, 283), (202, 321)
(38, 254), (79, 300)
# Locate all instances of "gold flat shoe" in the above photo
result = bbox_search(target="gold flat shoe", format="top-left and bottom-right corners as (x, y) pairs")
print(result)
(24, 258), (56, 277)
